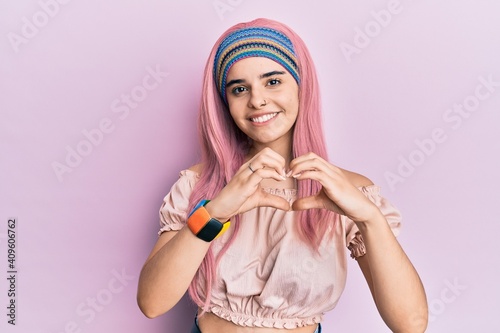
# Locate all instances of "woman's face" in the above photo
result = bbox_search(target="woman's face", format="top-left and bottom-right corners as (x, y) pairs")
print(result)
(225, 57), (299, 149)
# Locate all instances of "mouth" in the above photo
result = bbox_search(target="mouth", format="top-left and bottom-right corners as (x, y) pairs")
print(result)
(249, 112), (279, 123)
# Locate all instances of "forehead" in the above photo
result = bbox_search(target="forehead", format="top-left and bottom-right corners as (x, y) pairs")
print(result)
(226, 57), (289, 79)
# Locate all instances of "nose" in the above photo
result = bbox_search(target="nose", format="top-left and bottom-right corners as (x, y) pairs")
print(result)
(247, 86), (267, 109)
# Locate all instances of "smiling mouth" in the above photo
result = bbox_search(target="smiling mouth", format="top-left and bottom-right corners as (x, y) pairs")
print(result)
(250, 112), (279, 123)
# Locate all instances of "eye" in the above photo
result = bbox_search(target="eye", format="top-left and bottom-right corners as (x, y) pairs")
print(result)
(231, 86), (247, 95)
(267, 78), (281, 86)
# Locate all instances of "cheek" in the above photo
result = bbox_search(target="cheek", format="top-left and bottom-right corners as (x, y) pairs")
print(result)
(227, 102), (238, 119)
(227, 99), (243, 117)
(285, 86), (299, 109)
(286, 94), (299, 115)
(228, 106), (246, 130)
(228, 104), (238, 121)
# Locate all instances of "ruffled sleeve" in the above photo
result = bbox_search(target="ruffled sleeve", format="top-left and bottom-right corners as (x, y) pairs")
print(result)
(344, 185), (402, 259)
(158, 170), (199, 235)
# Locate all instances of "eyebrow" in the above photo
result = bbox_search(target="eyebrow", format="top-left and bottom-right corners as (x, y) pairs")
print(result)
(225, 70), (287, 88)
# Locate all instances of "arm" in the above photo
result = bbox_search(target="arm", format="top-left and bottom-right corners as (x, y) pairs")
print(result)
(290, 154), (428, 333)
(137, 227), (211, 318)
(137, 149), (291, 318)
(355, 211), (428, 332)
(344, 170), (428, 332)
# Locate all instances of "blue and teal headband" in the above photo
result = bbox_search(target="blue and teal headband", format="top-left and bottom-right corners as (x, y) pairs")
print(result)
(213, 26), (300, 104)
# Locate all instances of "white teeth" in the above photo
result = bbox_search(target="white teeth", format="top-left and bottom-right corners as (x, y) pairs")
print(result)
(251, 112), (278, 123)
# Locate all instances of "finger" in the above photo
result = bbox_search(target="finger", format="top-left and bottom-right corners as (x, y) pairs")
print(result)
(291, 195), (322, 211)
(289, 152), (323, 169)
(250, 148), (287, 177)
(292, 170), (353, 200)
(292, 170), (332, 182)
(289, 153), (345, 177)
(237, 158), (284, 179)
(290, 151), (317, 162)
(249, 159), (286, 178)
(290, 165), (336, 185)
(258, 147), (287, 164)
(292, 196), (345, 215)
(289, 155), (334, 178)
(250, 167), (287, 183)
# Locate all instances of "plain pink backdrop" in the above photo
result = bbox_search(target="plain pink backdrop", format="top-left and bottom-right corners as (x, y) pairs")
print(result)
(1, 1), (499, 332)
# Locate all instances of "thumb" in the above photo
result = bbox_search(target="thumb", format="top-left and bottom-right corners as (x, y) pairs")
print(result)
(293, 194), (345, 215)
(259, 192), (291, 211)
(292, 195), (323, 211)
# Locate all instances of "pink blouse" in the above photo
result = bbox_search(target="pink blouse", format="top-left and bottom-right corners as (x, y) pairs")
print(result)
(159, 170), (401, 329)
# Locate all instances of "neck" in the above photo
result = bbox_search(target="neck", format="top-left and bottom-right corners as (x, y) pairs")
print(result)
(247, 133), (293, 166)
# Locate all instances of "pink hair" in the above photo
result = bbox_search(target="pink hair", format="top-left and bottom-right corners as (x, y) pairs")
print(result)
(187, 18), (335, 312)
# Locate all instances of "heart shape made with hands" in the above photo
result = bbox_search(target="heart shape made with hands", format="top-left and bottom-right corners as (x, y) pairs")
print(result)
(242, 150), (374, 221)
(258, 186), (346, 216)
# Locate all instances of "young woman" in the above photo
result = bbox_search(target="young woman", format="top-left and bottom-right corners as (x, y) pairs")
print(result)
(137, 18), (428, 333)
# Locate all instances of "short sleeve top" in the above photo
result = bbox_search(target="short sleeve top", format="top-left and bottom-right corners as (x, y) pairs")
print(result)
(159, 169), (401, 329)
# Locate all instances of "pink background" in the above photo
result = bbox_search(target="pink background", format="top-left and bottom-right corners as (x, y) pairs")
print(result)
(1, 1), (499, 332)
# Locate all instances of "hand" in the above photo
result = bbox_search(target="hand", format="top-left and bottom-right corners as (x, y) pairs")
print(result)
(289, 152), (380, 223)
(206, 147), (291, 221)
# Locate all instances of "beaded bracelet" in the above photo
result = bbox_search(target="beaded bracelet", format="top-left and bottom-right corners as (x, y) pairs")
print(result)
(187, 200), (230, 242)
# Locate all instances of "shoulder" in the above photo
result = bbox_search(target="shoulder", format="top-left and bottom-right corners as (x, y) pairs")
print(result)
(168, 165), (201, 192)
(187, 164), (203, 175)
(171, 164), (201, 181)
(185, 163), (203, 179)
(339, 168), (374, 188)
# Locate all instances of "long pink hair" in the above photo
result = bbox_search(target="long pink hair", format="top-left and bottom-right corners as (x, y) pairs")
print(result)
(187, 18), (335, 311)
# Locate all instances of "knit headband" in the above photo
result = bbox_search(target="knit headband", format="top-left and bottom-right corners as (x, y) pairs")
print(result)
(213, 27), (300, 103)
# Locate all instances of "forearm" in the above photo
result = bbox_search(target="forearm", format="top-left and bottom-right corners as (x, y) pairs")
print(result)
(356, 213), (428, 332)
(137, 227), (210, 318)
